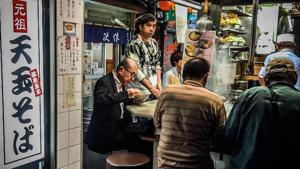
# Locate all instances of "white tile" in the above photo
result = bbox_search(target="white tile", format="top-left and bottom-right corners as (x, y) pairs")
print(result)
(69, 144), (81, 164)
(69, 161), (81, 169)
(58, 112), (69, 131)
(57, 94), (69, 113)
(69, 127), (81, 146)
(57, 148), (69, 168)
(153, 156), (158, 169)
(69, 110), (81, 128)
(57, 75), (64, 95)
(75, 75), (82, 93)
(153, 141), (158, 157)
(75, 53), (82, 74)
(70, 92), (82, 111)
(57, 130), (69, 150)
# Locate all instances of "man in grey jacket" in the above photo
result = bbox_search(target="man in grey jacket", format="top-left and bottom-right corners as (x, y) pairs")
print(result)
(224, 58), (300, 169)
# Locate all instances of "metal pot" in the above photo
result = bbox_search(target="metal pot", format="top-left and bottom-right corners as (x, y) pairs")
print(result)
(196, 0), (213, 32)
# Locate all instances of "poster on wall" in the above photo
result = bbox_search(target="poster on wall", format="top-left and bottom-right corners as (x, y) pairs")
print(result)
(57, 0), (83, 23)
(182, 29), (216, 77)
(57, 36), (82, 75)
(0, 0), (45, 168)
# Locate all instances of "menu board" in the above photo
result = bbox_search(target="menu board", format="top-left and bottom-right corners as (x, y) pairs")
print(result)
(182, 30), (216, 77)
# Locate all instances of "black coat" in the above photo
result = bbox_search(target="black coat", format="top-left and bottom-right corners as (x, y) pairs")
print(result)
(85, 72), (132, 154)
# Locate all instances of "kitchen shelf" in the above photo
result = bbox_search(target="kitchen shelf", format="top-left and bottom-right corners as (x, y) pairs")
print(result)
(291, 13), (300, 18)
(229, 46), (249, 51)
(222, 9), (252, 17)
(242, 75), (259, 81)
(220, 28), (247, 34)
(230, 59), (249, 63)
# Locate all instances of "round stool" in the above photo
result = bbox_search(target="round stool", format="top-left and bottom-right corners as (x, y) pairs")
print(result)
(106, 152), (150, 169)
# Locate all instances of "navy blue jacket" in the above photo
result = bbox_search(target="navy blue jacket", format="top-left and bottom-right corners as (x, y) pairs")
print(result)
(86, 72), (132, 154)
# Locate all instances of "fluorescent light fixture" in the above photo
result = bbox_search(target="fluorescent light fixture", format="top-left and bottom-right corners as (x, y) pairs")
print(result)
(111, 17), (130, 31)
(171, 0), (202, 10)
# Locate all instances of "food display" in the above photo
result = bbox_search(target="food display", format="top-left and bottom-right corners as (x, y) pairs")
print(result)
(185, 44), (198, 57)
(221, 13), (241, 26)
(219, 35), (246, 46)
(183, 30), (216, 78)
(188, 31), (202, 41)
(197, 39), (213, 49)
(219, 7), (251, 48)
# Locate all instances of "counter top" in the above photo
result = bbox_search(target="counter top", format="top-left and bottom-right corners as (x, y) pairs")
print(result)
(126, 100), (158, 119)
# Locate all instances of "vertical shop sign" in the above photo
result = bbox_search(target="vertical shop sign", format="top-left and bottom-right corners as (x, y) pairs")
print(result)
(0, 0), (44, 168)
(13, 0), (28, 33)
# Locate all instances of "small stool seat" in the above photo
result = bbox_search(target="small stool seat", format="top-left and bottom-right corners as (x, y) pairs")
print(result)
(106, 152), (150, 169)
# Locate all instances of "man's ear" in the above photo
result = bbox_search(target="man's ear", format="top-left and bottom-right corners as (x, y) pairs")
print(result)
(203, 73), (209, 86)
(274, 43), (279, 51)
(264, 76), (270, 86)
(292, 72), (298, 85)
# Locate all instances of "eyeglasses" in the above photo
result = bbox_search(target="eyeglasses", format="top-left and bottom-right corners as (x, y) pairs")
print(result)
(124, 67), (137, 78)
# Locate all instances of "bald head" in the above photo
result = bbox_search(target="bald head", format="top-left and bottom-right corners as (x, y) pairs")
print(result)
(116, 58), (138, 85)
(117, 58), (138, 71)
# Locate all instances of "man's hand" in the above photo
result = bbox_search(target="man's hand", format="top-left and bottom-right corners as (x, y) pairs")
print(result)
(156, 83), (162, 91)
(127, 88), (140, 98)
(149, 87), (161, 98)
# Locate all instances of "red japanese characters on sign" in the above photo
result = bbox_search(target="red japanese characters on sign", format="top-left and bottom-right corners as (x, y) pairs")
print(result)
(13, 0), (27, 33)
(29, 69), (43, 97)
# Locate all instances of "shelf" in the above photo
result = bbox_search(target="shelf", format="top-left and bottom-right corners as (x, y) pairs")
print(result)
(229, 46), (249, 51)
(291, 13), (300, 18)
(220, 28), (247, 34)
(222, 9), (252, 17)
(242, 75), (259, 81)
(230, 59), (249, 63)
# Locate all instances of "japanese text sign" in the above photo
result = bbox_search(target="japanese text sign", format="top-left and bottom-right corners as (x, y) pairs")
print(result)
(84, 25), (132, 45)
(0, 0), (45, 168)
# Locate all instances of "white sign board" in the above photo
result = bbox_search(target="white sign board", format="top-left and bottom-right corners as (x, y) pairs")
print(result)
(0, 0), (45, 168)
(182, 29), (216, 77)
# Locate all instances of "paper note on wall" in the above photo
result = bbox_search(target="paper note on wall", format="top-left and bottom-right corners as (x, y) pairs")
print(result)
(63, 75), (76, 107)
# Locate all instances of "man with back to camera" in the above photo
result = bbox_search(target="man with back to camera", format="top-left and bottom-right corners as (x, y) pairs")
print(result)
(162, 50), (183, 87)
(154, 57), (227, 169)
(259, 33), (300, 90)
(86, 58), (150, 155)
(224, 58), (300, 169)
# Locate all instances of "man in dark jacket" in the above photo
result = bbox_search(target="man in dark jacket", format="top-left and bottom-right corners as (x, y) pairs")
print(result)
(86, 58), (140, 154)
(224, 58), (300, 169)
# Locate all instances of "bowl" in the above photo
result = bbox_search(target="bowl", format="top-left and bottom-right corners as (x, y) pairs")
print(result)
(134, 93), (149, 104)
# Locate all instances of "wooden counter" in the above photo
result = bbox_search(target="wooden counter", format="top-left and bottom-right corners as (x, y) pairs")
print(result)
(126, 100), (157, 119)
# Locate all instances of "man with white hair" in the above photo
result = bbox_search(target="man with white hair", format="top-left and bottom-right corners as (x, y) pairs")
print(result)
(259, 33), (300, 90)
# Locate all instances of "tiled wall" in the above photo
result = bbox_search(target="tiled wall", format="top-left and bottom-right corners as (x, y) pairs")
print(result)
(56, 75), (82, 169)
(56, 0), (84, 169)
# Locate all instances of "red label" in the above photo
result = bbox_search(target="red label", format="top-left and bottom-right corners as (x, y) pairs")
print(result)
(13, 0), (27, 33)
(30, 69), (43, 97)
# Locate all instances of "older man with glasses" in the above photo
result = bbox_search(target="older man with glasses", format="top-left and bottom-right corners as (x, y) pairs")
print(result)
(86, 58), (150, 156)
